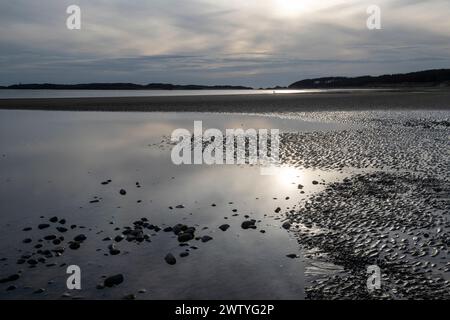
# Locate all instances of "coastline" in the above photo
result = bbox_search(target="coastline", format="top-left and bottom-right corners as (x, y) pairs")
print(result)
(1, 90), (450, 112)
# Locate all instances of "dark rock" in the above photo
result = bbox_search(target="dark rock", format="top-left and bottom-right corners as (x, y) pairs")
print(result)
(44, 235), (57, 241)
(27, 259), (38, 265)
(38, 224), (50, 230)
(22, 238), (32, 244)
(0, 274), (20, 284)
(201, 235), (213, 243)
(74, 234), (87, 242)
(22, 227), (32, 232)
(180, 252), (189, 258)
(56, 227), (68, 233)
(178, 232), (194, 243)
(219, 224), (230, 231)
(173, 224), (187, 235)
(241, 220), (256, 229)
(69, 242), (81, 250)
(286, 254), (299, 259)
(119, 189), (127, 195)
(165, 253), (176, 265)
(282, 222), (291, 230)
(49, 217), (58, 223)
(104, 274), (124, 287)
(114, 235), (125, 242)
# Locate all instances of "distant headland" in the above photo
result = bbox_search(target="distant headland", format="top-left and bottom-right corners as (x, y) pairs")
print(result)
(288, 69), (450, 89)
(1, 69), (450, 90)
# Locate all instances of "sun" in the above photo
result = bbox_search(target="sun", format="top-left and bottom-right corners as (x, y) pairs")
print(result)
(274, 0), (313, 17)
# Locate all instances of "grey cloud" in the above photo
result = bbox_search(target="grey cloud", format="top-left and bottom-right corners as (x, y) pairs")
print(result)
(0, 0), (449, 86)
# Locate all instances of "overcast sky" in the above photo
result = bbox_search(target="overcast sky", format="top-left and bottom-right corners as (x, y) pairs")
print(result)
(0, 0), (449, 87)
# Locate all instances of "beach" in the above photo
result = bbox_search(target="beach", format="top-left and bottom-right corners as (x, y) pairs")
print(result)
(1, 90), (450, 113)
(0, 91), (449, 300)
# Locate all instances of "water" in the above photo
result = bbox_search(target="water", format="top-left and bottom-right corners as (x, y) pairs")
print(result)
(0, 88), (383, 99)
(0, 110), (346, 299)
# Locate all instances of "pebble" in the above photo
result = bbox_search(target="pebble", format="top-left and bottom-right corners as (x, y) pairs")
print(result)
(165, 253), (177, 265)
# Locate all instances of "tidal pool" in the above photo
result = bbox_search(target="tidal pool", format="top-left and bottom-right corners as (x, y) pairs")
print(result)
(0, 110), (347, 299)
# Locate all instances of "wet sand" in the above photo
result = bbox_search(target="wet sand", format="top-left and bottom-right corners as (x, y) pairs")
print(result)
(1, 90), (450, 112)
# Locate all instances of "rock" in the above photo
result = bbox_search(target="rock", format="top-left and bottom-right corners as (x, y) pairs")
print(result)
(178, 232), (194, 243)
(122, 294), (136, 300)
(173, 224), (187, 235)
(69, 242), (81, 250)
(56, 227), (68, 233)
(119, 189), (127, 195)
(38, 224), (50, 230)
(275, 207), (281, 213)
(184, 227), (196, 234)
(114, 235), (125, 242)
(165, 253), (176, 265)
(219, 224), (230, 232)
(108, 244), (120, 255)
(53, 247), (65, 254)
(175, 205), (185, 209)
(49, 217), (58, 223)
(0, 274), (20, 284)
(286, 254), (299, 259)
(22, 227), (32, 232)
(59, 219), (66, 224)
(312, 180), (319, 185)
(33, 288), (45, 294)
(298, 184), (304, 189)
(44, 235), (57, 241)
(74, 234), (87, 242)
(241, 220), (256, 230)
(201, 235), (213, 243)
(22, 238), (32, 244)
(180, 252), (189, 258)
(104, 274), (124, 287)
(282, 222), (291, 230)
(6, 285), (17, 291)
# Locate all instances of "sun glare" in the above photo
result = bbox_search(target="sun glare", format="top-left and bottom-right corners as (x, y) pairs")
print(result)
(276, 166), (303, 186)
(274, 0), (313, 17)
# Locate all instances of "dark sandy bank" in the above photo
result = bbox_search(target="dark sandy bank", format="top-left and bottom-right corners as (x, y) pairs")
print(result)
(0, 90), (449, 112)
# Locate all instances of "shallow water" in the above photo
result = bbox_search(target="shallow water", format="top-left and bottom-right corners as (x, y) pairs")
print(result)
(0, 110), (348, 299)
(0, 88), (382, 99)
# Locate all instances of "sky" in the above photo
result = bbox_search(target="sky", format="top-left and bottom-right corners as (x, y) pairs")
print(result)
(0, 0), (449, 87)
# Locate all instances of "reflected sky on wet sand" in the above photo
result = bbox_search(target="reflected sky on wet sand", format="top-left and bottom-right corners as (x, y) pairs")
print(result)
(0, 110), (347, 299)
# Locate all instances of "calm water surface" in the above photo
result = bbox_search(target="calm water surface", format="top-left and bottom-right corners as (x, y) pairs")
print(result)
(0, 111), (347, 299)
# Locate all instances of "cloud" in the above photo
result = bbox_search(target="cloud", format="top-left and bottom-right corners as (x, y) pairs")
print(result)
(0, 0), (449, 86)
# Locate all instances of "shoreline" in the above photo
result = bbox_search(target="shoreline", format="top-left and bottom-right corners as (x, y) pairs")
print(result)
(1, 90), (450, 113)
